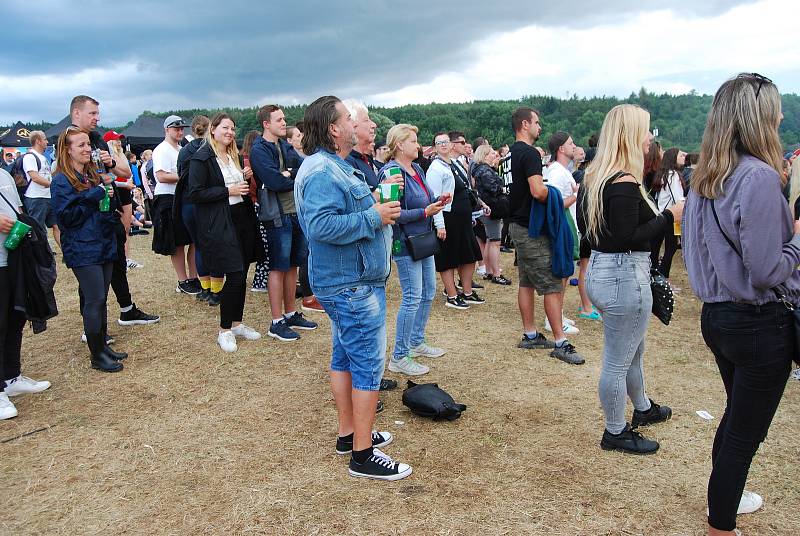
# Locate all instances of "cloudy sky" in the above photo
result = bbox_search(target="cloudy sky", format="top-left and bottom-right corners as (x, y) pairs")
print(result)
(2, 0), (797, 126)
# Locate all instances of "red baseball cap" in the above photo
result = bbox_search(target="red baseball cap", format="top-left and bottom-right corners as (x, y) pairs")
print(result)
(103, 130), (124, 142)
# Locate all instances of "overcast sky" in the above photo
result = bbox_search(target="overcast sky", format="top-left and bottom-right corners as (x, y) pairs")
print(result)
(2, 0), (796, 126)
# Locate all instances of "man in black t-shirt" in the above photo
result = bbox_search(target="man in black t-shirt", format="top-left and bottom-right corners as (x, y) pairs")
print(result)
(69, 95), (159, 332)
(508, 107), (584, 365)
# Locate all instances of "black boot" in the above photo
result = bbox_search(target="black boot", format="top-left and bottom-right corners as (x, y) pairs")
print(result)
(103, 330), (128, 360)
(87, 333), (123, 372)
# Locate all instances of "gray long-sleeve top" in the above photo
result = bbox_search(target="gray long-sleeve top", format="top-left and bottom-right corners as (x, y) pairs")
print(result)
(683, 154), (800, 305)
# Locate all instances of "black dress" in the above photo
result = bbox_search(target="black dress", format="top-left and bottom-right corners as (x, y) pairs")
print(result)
(434, 166), (482, 272)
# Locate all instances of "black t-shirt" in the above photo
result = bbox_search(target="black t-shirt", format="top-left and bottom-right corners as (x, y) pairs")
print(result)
(86, 130), (132, 207)
(508, 141), (543, 227)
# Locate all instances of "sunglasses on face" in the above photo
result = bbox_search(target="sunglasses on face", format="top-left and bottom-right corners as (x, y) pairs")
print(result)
(452, 140), (466, 145)
(435, 140), (451, 146)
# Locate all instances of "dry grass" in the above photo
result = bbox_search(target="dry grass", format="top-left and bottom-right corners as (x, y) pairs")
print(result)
(1, 237), (798, 536)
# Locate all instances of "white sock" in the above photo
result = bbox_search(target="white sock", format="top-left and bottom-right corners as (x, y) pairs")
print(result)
(555, 338), (567, 346)
(283, 311), (297, 320)
(272, 318), (283, 325)
(120, 305), (133, 313)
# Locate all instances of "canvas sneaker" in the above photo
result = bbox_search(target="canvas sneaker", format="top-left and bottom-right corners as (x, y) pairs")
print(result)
(126, 259), (143, 269)
(118, 305), (160, 326)
(410, 342), (446, 358)
(707, 490), (763, 516)
(268, 319), (300, 342)
(460, 291), (485, 305)
(445, 295), (470, 310)
(348, 448), (413, 481)
(4, 375), (51, 396)
(336, 431), (394, 455)
(0, 392), (18, 420)
(517, 333), (556, 349)
(388, 356), (430, 376)
(544, 317), (579, 335)
(550, 342), (586, 365)
(217, 331), (238, 353)
(285, 312), (318, 331)
(231, 323), (262, 341)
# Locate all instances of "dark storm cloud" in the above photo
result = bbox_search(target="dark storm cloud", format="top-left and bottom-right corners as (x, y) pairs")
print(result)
(3, 0), (752, 124)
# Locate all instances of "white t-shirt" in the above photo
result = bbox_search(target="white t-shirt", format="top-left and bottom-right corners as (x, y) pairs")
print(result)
(217, 156), (244, 205)
(0, 169), (23, 267)
(656, 170), (686, 212)
(23, 149), (52, 199)
(152, 140), (180, 196)
(544, 161), (577, 223)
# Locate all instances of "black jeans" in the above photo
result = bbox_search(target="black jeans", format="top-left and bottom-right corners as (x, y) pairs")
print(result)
(0, 267), (25, 389)
(650, 228), (678, 278)
(73, 263), (114, 334)
(701, 301), (793, 531)
(299, 258), (312, 298)
(110, 221), (132, 309)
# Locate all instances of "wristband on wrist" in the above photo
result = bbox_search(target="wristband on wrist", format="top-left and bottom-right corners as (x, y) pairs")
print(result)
(110, 159), (117, 169)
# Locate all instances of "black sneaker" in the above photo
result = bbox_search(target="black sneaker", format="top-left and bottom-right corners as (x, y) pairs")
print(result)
(631, 399), (673, 428)
(491, 275), (512, 285)
(176, 279), (201, 295)
(376, 399), (384, 413)
(196, 288), (211, 302)
(348, 448), (413, 481)
(550, 342), (586, 365)
(285, 311), (318, 331)
(445, 295), (470, 310)
(208, 292), (221, 306)
(336, 431), (394, 455)
(457, 279), (484, 290)
(601, 424), (660, 455)
(460, 291), (485, 305)
(268, 319), (300, 342)
(516, 333), (556, 349)
(500, 245), (514, 253)
(118, 304), (160, 326)
(380, 378), (398, 391)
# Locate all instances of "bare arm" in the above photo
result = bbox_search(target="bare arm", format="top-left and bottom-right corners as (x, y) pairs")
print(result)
(528, 174), (548, 202)
(28, 170), (50, 187)
(156, 170), (180, 184)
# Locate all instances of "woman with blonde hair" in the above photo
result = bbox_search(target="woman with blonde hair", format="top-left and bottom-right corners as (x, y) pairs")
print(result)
(51, 127), (126, 372)
(683, 73), (799, 536)
(583, 104), (682, 455)
(378, 124), (447, 376)
(472, 144), (510, 284)
(186, 113), (264, 352)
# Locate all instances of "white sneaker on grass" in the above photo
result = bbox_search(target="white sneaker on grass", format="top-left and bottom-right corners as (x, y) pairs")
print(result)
(707, 490), (763, 516)
(388, 356), (430, 376)
(231, 323), (262, 341)
(0, 392), (18, 420)
(410, 342), (446, 358)
(791, 367), (800, 381)
(217, 331), (238, 352)
(4, 375), (51, 396)
(563, 315), (576, 326)
(544, 317), (580, 335)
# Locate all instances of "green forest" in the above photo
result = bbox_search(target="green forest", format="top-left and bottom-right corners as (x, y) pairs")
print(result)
(21, 90), (800, 152)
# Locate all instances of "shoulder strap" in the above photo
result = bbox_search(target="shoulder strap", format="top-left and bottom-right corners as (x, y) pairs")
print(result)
(0, 188), (21, 215)
(710, 199), (741, 257)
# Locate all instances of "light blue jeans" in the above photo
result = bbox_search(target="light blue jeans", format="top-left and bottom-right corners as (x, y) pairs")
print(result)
(392, 254), (437, 360)
(586, 251), (653, 434)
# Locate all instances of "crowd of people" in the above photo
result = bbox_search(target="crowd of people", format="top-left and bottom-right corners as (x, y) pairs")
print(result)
(0, 72), (798, 535)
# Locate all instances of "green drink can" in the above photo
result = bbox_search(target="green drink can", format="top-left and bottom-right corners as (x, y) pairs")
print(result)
(379, 183), (400, 203)
(3, 219), (32, 250)
(99, 185), (112, 212)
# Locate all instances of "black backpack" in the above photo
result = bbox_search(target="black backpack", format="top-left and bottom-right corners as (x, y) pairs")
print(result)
(143, 159), (157, 193)
(10, 152), (41, 197)
(401, 381), (467, 421)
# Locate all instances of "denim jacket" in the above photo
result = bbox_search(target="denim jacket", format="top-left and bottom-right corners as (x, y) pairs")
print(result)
(295, 149), (391, 298)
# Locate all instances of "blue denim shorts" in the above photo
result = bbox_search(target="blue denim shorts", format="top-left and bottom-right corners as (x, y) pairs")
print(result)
(263, 213), (307, 271)
(318, 285), (387, 391)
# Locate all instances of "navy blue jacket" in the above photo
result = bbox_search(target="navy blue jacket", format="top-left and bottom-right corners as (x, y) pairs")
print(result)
(250, 136), (302, 224)
(529, 185), (574, 278)
(347, 149), (380, 190)
(50, 172), (117, 268)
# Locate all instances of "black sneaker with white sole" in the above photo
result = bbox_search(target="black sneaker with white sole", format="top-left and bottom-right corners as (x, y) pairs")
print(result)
(348, 448), (412, 481)
(118, 304), (160, 326)
(176, 280), (201, 295)
(445, 295), (470, 310)
(460, 291), (485, 304)
(336, 431), (394, 455)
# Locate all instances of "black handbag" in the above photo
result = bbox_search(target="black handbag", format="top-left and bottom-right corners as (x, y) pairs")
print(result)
(396, 166), (440, 261)
(650, 268), (674, 325)
(711, 200), (800, 364)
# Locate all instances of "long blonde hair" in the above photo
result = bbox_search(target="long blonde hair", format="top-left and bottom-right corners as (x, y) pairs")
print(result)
(206, 113), (242, 170)
(583, 104), (657, 242)
(691, 73), (784, 199)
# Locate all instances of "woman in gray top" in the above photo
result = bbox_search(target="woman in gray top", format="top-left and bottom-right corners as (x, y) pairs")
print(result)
(683, 73), (800, 536)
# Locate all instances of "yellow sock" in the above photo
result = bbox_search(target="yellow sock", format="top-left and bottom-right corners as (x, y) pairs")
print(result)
(199, 277), (211, 290)
(210, 278), (225, 294)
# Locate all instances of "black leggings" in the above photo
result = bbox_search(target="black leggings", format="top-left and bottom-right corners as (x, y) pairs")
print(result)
(650, 228), (678, 278)
(73, 263), (113, 334)
(220, 269), (247, 329)
(701, 301), (793, 532)
(0, 267), (25, 388)
(110, 221), (132, 308)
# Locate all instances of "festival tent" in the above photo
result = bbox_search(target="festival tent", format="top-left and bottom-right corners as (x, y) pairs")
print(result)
(0, 121), (33, 147)
(45, 115), (108, 143)
(121, 115), (176, 151)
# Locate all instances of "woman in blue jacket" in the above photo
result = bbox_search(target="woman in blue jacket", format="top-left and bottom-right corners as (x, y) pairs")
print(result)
(378, 124), (446, 377)
(51, 127), (125, 372)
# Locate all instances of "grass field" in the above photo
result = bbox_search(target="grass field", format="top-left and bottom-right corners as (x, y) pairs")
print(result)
(1, 236), (798, 536)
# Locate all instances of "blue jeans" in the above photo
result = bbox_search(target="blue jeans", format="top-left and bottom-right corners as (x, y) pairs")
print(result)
(317, 285), (387, 391)
(586, 251), (653, 434)
(392, 254), (436, 360)
(263, 213), (307, 271)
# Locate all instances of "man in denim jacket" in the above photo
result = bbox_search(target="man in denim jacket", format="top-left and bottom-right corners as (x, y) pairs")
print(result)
(295, 96), (412, 481)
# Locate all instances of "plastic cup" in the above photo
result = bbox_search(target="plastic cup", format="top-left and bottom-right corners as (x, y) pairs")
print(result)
(3, 219), (32, 250)
(379, 183), (400, 203)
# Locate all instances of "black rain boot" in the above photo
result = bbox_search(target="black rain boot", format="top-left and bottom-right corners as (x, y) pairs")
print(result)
(103, 329), (128, 360)
(87, 333), (123, 372)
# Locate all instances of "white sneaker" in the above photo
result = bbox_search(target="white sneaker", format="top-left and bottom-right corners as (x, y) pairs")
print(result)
(791, 367), (800, 381)
(563, 315), (576, 326)
(0, 392), (18, 420)
(217, 331), (238, 352)
(5, 375), (51, 396)
(231, 323), (262, 341)
(544, 317), (580, 335)
(706, 490), (763, 516)
(388, 356), (430, 376)
(476, 266), (487, 276)
(410, 342), (446, 358)
(126, 259), (143, 269)
(250, 286), (267, 293)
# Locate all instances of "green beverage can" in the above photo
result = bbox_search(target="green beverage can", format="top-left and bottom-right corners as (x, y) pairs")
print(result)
(379, 183), (400, 203)
(99, 184), (112, 212)
(3, 219), (32, 250)
(392, 239), (402, 254)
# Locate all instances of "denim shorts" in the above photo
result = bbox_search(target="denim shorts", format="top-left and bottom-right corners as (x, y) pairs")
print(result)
(24, 197), (56, 228)
(263, 213), (307, 271)
(318, 285), (387, 391)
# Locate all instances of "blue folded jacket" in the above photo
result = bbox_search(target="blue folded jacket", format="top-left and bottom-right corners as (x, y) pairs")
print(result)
(528, 185), (575, 278)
